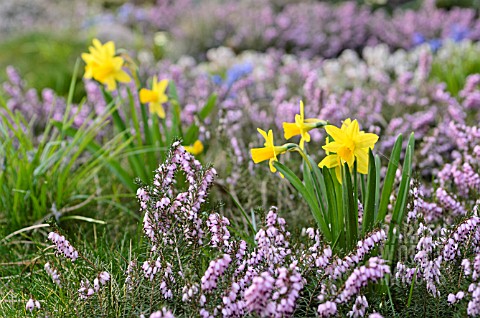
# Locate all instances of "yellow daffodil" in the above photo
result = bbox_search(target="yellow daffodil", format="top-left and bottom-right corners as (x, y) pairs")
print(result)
(283, 101), (327, 149)
(81, 38), (131, 91)
(184, 140), (204, 155)
(319, 137), (343, 182)
(251, 128), (291, 173)
(318, 118), (378, 183)
(139, 76), (169, 118)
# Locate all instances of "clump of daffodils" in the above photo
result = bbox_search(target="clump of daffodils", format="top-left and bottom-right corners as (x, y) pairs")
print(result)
(250, 100), (378, 181)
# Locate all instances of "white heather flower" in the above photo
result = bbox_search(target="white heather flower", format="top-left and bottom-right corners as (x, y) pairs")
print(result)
(94, 278), (100, 292)
(26, 298), (35, 312)
(448, 293), (457, 304)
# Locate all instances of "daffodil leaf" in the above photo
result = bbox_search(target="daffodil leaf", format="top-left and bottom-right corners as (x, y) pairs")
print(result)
(376, 134), (403, 224)
(374, 154), (381, 221)
(306, 154), (328, 222)
(362, 149), (377, 236)
(332, 170), (345, 251)
(199, 93), (217, 121)
(184, 124), (200, 145)
(274, 161), (331, 242)
(342, 162), (357, 251)
(384, 132), (415, 264)
(322, 166), (339, 243)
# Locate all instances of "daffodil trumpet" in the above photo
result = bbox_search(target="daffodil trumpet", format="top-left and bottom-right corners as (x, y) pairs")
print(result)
(250, 127), (298, 174)
(318, 118), (378, 183)
(283, 101), (328, 149)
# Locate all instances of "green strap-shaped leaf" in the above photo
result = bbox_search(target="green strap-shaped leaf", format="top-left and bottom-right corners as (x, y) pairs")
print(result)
(385, 132), (415, 264)
(199, 94), (217, 121)
(274, 162), (331, 242)
(343, 162), (357, 251)
(376, 134), (403, 224)
(362, 149), (377, 236)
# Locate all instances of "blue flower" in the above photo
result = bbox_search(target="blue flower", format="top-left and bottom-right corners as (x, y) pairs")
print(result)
(225, 63), (253, 88)
(211, 75), (223, 86)
(450, 24), (470, 43)
(428, 39), (442, 52)
(412, 33), (426, 46)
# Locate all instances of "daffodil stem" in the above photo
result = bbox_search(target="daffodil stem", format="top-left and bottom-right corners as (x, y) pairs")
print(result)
(289, 145), (313, 171)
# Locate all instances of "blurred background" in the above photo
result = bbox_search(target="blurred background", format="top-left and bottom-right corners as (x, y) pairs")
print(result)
(1, 0), (479, 100)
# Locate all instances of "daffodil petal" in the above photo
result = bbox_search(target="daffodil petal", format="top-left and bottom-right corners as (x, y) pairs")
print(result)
(335, 166), (343, 184)
(325, 125), (347, 144)
(140, 89), (158, 104)
(116, 70), (131, 83)
(355, 133), (379, 149)
(149, 103), (166, 118)
(283, 122), (301, 139)
(251, 147), (275, 163)
(318, 154), (340, 169)
(354, 148), (369, 174)
(323, 141), (342, 153)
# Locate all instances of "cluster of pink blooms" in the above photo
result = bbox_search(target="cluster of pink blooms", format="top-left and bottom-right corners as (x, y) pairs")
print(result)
(44, 262), (61, 286)
(201, 254), (232, 292)
(302, 228), (333, 269)
(336, 257), (390, 304)
(197, 207), (303, 318)
(125, 260), (138, 292)
(243, 263), (304, 317)
(313, 228), (389, 318)
(254, 208), (292, 268)
(138, 141), (217, 252)
(396, 214), (480, 305)
(348, 295), (368, 318)
(141, 259), (174, 299)
(325, 230), (387, 279)
(78, 272), (111, 300)
(207, 213), (232, 252)
(443, 216), (480, 261)
(47, 232), (79, 262)
(182, 283), (199, 302)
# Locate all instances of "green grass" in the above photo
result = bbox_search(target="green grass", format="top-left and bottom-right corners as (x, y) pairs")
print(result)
(0, 32), (86, 101)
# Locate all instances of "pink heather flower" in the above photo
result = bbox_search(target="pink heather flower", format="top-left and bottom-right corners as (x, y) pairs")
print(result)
(326, 230), (386, 279)
(99, 271), (111, 285)
(201, 254), (232, 291)
(47, 232), (79, 262)
(149, 308), (175, 318)
(337, 257), (390, 303)
(348, 295), (368, 318)
(44, 262), (61, 286)
(207, 213), (232, 252)
(318, 301), (337, 317)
